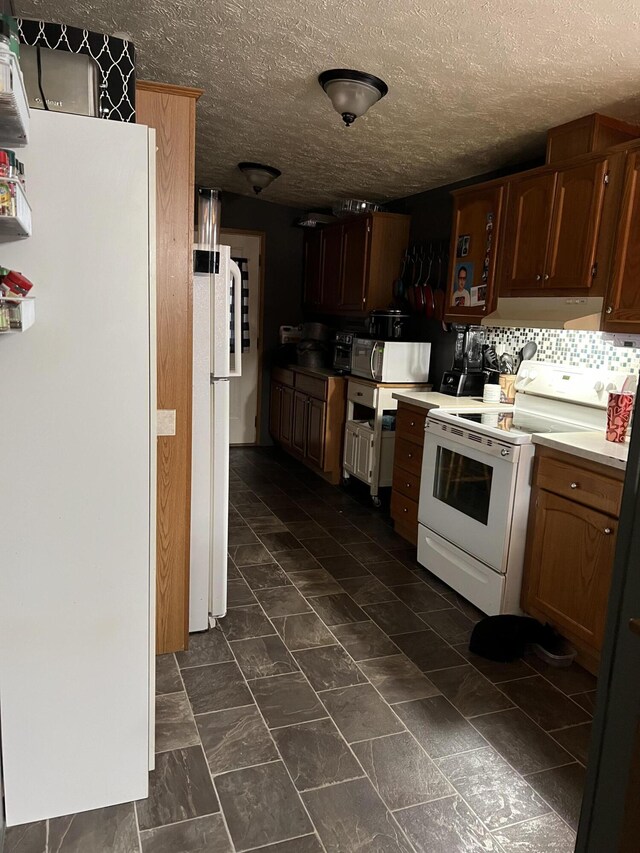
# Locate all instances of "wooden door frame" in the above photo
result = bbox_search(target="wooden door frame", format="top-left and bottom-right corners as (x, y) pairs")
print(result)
(221, 228), (266, 446)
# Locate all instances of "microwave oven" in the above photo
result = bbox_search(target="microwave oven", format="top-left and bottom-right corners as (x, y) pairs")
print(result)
(351, 338), (431, 383)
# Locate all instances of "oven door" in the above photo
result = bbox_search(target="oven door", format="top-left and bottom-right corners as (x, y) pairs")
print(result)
(418, 420), (520, 573)
(351, 338), (375, 379)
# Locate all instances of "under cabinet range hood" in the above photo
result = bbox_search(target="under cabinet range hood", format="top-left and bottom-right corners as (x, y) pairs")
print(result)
(481, 297), (604, 331)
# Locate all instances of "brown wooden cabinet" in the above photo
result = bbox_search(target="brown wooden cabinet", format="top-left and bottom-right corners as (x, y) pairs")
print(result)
(340, 216), (370, 310)
(270, 367), (345, 483)
(546, 158), (608, 290)
(522, 446), (624, 674)
(444, 182), (505, 322)
(546, 112), (640, 164)
(390, 402), (427, 544)
(306, 398), (327, 467)
(499, 157), (610, 296)
(602, 148), (640, 332)
(279, 385), (294, 447)
(499, 172), (557, 292)
(292, 391), (308, 454)
(303, 213), (410, 315)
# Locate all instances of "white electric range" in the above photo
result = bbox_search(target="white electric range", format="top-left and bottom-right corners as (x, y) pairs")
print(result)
(417, 360), (632, 616)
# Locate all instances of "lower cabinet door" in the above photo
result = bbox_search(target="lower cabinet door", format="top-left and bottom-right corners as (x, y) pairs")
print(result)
(279, 385), (294, 446)
(292, 391), (308, 455)
(306, 397), (326, 468)
(355, 431), (372, 483)
(344, 424), (357, 473)
(269, 383), (281, 440)
(523, 489), (617, 649)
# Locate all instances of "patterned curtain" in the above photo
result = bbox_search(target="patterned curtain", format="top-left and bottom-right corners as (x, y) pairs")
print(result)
(230, 257), (250, 354)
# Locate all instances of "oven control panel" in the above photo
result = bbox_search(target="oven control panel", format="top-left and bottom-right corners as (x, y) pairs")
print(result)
(515, 360), (631, 408)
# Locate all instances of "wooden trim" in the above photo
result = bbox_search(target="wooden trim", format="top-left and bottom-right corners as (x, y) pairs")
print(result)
(137, 80), (203, 100)
(221, 228), (266, 446)
(136, 83), (197, 654)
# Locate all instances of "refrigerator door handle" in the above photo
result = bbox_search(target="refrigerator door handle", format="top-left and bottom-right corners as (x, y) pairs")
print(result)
(228, 258), (242, 378)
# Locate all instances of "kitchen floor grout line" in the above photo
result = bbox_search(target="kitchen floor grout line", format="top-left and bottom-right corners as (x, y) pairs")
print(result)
(173, 652), (238, 853)
(220, 619), (331, 853)
(132, 797), (143, 852)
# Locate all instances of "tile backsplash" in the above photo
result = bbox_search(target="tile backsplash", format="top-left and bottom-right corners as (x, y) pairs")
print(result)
(484, 327), (640, 374)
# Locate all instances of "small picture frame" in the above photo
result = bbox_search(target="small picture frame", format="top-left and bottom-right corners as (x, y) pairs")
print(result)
(456, 234), (470, 258)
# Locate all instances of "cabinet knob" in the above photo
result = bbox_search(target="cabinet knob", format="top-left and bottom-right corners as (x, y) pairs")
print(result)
(606, 306), (613, 314)
(406, 482), (411, 488)
(410, 420), (416, 427)
(570, 482), (578, 489)
(356, 392), (363, 397)
(535, 274), (542, 281)
(604, 527), (613, 535)
(403, 507), (408, 513)
(544, 273), (549, 280)
(407, 452), (413, 459)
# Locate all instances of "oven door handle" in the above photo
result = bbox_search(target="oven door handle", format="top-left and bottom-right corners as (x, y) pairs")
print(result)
(370, 342), (377, 381)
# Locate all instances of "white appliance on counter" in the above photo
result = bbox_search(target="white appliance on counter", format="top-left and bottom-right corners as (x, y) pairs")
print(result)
(190, 189), (242, 632)
(351, 337), (431, 383)
(418, 361), (631, 616)
(0, 111), (155, 824)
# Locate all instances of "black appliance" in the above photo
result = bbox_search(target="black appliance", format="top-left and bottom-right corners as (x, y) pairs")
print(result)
(366, 309), (410, 341)
(333, 331), (353, 373)
(440, 324), (487, 397)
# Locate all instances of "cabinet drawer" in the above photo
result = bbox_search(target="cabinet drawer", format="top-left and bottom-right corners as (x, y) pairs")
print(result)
(295, 373), (327, 400)
(396, 406), (426, 445)
(272, 367), (294, 387)
(394, 436), (423, 475)
(347, 380), (377, 408)
(535, 453), (623, 517)
(392, 467), (421, 501)
(391, 491), (419, 529)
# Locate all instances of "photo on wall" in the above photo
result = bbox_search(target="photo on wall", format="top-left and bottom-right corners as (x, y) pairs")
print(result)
(452, 261), (474, 307)
(456, 234), (470, 257)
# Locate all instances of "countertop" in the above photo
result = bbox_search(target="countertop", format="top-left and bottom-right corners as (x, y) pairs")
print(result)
(391, 390), (500, 410)
(532, 431), (629, 471)
(278, 364), (342, 380)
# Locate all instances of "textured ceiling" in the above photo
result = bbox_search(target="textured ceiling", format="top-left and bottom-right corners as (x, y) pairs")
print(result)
(16, 0), (640, 208)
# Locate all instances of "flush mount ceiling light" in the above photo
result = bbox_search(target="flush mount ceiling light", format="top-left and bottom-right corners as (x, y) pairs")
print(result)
(238, 162), (281, 194)
(318, 69), (388, 127)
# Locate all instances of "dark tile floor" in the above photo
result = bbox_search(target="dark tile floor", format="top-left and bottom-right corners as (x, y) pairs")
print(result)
(5, 447), (595, 853)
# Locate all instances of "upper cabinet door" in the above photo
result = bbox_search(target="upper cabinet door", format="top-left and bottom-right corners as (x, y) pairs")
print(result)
(445, 183), (505, 323)
(320, 225), (343, 310)
(499, 172), (556, 293)
(603, 150), (640, 331)
(544, 158), (608, 290)
(303, 230), (323, 308)
(340, 217), (371, 311)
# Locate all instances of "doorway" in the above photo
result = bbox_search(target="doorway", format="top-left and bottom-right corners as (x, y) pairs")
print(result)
(221, 229), (264, 445)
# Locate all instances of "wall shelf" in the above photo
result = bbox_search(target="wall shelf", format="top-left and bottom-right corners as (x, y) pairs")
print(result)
(0, 177), (31, 239)
(0, 53), (29, 146)
(0, 295), (35, 332)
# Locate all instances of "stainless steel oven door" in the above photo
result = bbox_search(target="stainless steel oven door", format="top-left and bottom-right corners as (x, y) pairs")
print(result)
(351, 338), (375, 379)
(418, 419), (520, 573)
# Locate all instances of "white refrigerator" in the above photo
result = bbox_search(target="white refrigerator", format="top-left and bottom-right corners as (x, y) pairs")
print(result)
(190, 193), (242, 632)
(0, 111), (155, 824)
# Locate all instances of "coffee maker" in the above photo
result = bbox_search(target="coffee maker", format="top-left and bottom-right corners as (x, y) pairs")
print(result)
(440, 324), (487, 396)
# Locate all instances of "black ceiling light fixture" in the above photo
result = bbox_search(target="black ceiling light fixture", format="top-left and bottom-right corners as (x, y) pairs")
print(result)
(318, 69), (388, 127)
(238, 162), (281, 194)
